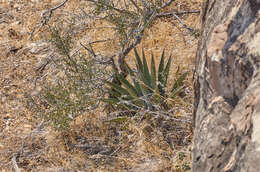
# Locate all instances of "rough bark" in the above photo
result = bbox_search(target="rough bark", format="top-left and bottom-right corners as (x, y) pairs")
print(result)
(193, 0), (260, 171)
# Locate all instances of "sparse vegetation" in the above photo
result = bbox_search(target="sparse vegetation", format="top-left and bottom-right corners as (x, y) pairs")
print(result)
(0, 0), (200, 171)
(30, 0), (191, 131)
(32, 26), (111, 130)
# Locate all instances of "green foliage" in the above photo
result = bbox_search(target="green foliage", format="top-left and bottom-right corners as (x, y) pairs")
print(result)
(29, 27), (110, 130)
(50, 27), (72, 56)
(103, 49), (188, 113)
(40, 57), (106, 130)
(182, 163), (191, 171)
(178, 152), (186, 161)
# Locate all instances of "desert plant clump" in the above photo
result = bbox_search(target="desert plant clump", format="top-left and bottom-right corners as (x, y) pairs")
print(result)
(28, 26), (112, 130)
(103, 48), (188, 116)
(85, 0), (183, 83)
(27, 0), (181, 130)
(30, 0), (192, 129)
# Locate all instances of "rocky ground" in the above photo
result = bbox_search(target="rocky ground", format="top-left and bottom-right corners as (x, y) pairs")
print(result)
(0, 0), (201, 171)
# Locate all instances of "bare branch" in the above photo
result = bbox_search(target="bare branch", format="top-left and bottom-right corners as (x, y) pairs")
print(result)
(30, 0), (69, 39)
(12, 155), (21, 172)
(160, 0), (175, 9)
(156, 10), (200, 34)
(80, 42), (114, 65)
(157, 10), (200, 17)
(118, 9), (157, 66)
(129, 0), (142, 14)
(171, 12), (194, 33)
(88, 38), (114, 45)
(50, 0), (68, 11)
(80, 42), (96, 57)
(157, 10), (196, 34)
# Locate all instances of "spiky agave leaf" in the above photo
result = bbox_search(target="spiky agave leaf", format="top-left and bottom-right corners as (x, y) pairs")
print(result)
(134, 49), (153, 95)
(116, 73), (147, 107)
(116, 73), (139, 98)
(102, 97), (120, 104)
(142, 49), (152, 89)
(163, 55), (172, 88)
(157, 50), (166, 96)
(150, 52), (156, 90)
(102, 80), (126, 105)
(129, 73), (144, 97)
(126, 65), (144, 97)
(127, 61), (153, 109)
(107, 87), (121, 98)
(158, 50), (165, 78)
(104, 49), (187, 114)
(106, 81), (130, 96)
(104, 70), (147, 108)
(134, 48), (143, 74)
(170, 71), (188, 98)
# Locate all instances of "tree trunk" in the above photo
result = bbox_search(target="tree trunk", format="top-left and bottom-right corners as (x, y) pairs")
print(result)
(193, 0), (260, 171)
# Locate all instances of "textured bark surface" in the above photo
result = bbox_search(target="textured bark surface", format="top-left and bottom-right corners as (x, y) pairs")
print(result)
(193, 0), (260, 171)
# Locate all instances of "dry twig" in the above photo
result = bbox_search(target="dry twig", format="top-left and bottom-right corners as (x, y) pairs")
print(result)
(157, 10), (200, 17)
(30, 0), (69, 39)
(11, 155), (21, 172)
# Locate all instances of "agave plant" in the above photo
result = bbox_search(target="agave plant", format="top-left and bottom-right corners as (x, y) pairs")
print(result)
(103, 49), (188, 113)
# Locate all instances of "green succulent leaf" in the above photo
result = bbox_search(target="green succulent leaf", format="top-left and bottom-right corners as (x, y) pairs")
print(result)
(163, 55), (172, 87)
(116, 73), (138, 98)
(150, 53), (156, 89)
(108, 88), (121, 98)
(133, 78), (144, 97)
(158, 50), (165, 79)
(105, 49), (187, 113)
(134, 48), (143, 74)
(170, 71), (188, 97)
(170, 86), (184, 99)
(106, 81), (130, 96)
(142, 49), (152, 88)
(158, 50), (166, 96)
(127, 67), (143, 97)
(102, 98), (120, 104)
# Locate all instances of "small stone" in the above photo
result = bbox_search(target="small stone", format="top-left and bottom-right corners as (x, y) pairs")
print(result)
(3, 113), (12, 119)
(31, 86), (42, 96)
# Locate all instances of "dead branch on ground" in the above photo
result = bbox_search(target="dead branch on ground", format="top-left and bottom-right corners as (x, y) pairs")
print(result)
(30, 0), (69, 39)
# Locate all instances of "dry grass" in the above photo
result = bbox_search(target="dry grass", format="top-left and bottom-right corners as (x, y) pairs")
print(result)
(0, 0), (201, 171)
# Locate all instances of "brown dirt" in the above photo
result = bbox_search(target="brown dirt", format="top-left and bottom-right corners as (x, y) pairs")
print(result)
(0, 0), (201, 171)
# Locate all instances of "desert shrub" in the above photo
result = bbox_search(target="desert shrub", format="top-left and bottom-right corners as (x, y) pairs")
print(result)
(27, 27), (111, 130)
